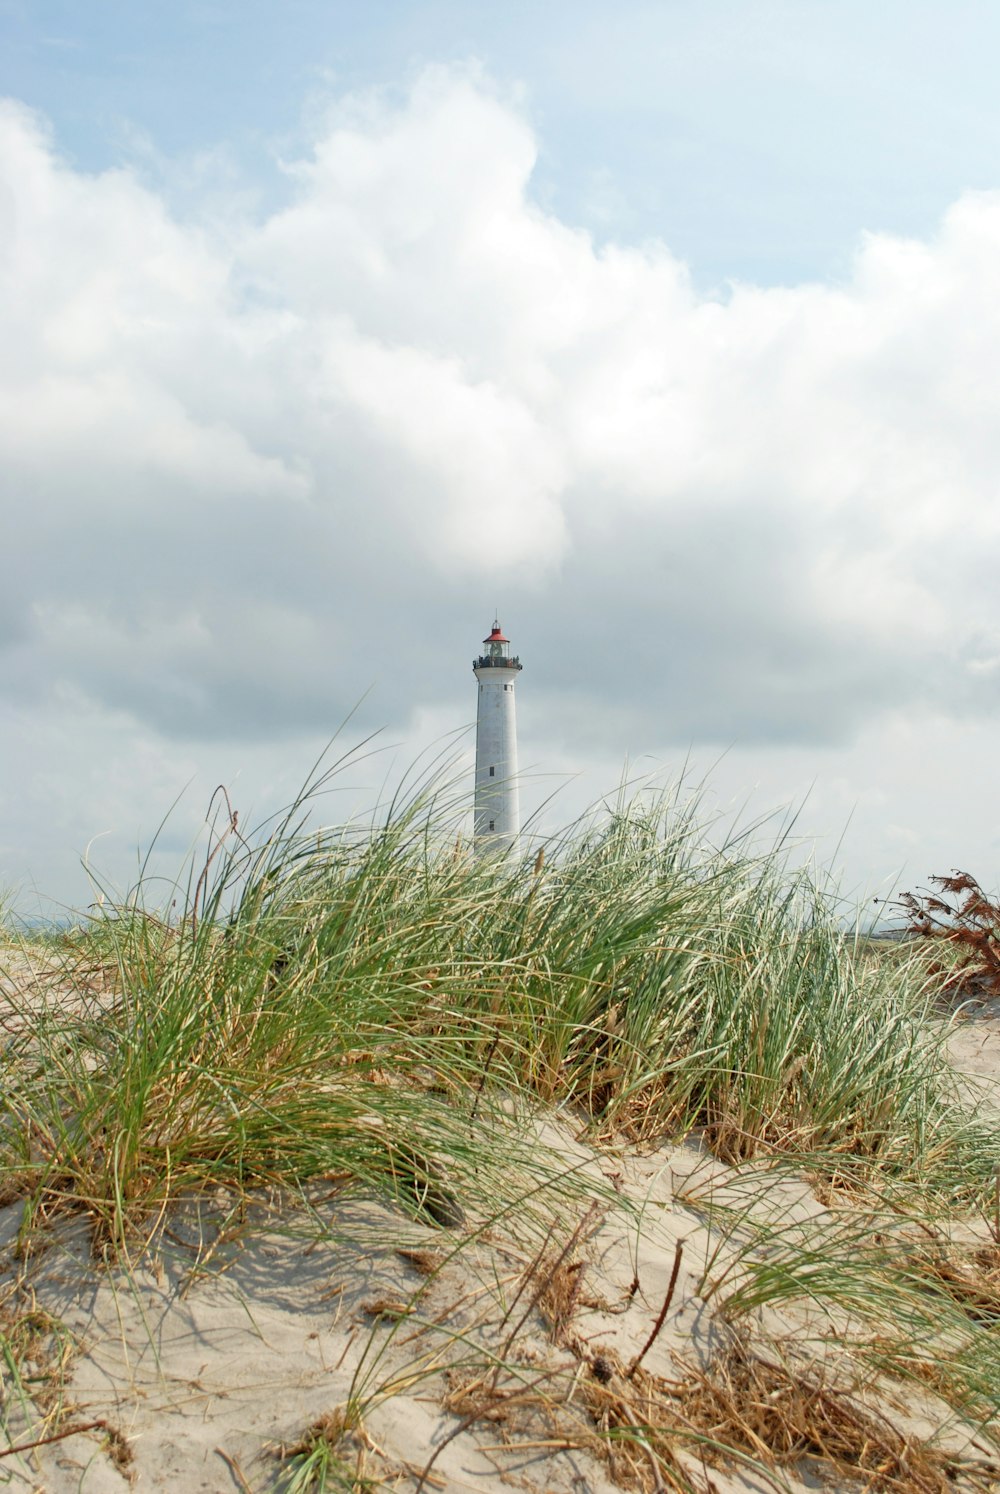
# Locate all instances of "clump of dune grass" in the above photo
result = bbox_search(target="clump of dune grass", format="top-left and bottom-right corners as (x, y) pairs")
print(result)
(0, 752), (996, 1254)
(5, 754), (1000, 1492)
(457, 803), (986, 1186)
(0, 760), (580, 1254)
(274, 1410), (373, 1493)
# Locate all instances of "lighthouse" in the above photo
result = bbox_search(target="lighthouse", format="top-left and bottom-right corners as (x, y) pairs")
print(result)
(473, 621), (522, 855)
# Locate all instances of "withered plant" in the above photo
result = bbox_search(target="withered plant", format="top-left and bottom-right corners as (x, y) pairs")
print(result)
(669, 1339), (964, 1494)
(889, 871), (1000, 1003)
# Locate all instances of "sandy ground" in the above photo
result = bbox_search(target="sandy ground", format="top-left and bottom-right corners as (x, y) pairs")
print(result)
(2, 1122), (994, 1494)
(0, 960), (998, 1492)
(946, 997), (1000, 1114)
(0, 1139), (818, 1493)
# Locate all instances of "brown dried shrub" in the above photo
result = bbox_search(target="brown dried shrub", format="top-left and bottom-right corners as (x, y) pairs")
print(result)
(670, 1341), (965, 1493)
(889, 872), (1000, 1003)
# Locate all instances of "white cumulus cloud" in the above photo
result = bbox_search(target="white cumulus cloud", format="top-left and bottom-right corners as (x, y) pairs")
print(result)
(3, 66), (1000, 904)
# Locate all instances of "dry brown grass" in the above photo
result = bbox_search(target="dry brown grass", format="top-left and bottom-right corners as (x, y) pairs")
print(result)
(0, 1277), (133, 1482)
(435, 1212), (1000, 1494)
(0, 1277), (75, 1424)
(907, 1239), (1000, 1328)
(668, 1340), (970, 1493)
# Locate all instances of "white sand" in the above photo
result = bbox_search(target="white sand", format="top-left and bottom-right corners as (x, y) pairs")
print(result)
(946, 997), (1000, 1113)
(1, 967), (998, 1491)
(0, 1118), (992, 1493)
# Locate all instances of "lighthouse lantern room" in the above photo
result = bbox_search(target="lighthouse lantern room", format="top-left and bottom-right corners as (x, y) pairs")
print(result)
(473, 621), (522, 854)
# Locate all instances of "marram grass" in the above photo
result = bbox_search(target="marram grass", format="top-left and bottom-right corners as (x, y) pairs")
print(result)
(1, 767), (997, 1248)
(3, 764), (1000, 1485)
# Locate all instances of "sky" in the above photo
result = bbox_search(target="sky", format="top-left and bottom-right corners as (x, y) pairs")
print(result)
(3, 0), (1000, 917)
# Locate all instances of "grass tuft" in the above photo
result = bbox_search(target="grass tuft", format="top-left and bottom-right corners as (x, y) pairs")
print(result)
(3, 757), (1000, 1488)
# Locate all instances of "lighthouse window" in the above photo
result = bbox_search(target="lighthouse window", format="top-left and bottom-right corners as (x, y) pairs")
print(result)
(489, 766), (495, 777)
(489, 819), (495, 830)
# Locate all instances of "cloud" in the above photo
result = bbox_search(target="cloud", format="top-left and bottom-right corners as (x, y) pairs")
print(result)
(3, 63), (1000, 803)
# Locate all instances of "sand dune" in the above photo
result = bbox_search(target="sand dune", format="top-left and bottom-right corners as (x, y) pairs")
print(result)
(2, 1102), (998, 1491)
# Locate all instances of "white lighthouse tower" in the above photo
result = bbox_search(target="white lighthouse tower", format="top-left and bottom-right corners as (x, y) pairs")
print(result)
(473, 621), (522, 855)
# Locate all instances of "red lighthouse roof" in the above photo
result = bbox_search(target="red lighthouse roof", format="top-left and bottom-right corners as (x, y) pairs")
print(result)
(484, 622), (509, 644)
